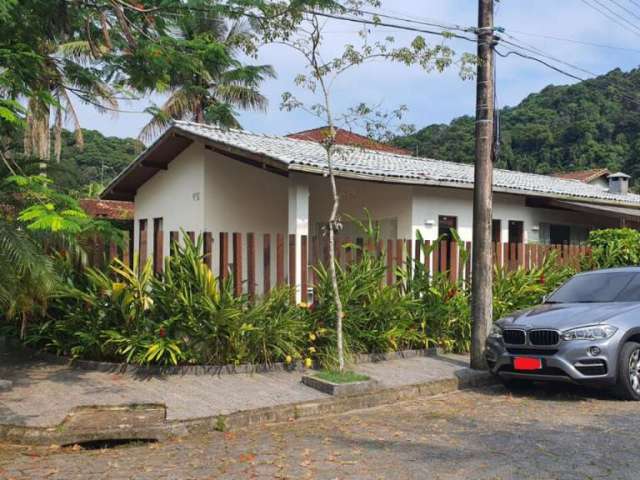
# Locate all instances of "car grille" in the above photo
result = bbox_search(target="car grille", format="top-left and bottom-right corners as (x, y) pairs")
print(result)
(528, 330), (560, 346)
(503, 329), (526, 345)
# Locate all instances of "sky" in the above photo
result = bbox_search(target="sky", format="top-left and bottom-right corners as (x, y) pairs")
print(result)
(73, 0), (640, 141)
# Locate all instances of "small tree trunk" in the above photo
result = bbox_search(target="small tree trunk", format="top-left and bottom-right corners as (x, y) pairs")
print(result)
(326, 158), (345, 371)
(20, 313), (28, 340)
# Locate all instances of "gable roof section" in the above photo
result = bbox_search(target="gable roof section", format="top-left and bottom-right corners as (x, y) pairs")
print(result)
(102, 121), (640, 208)
(552, 168), (610, 183)
(287, 127), (410, 155)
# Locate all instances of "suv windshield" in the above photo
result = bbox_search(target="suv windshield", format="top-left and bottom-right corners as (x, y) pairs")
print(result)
(547, 272), (640, 303)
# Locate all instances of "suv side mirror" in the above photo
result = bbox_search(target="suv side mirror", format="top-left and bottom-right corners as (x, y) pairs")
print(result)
(542, 294), (548, 304)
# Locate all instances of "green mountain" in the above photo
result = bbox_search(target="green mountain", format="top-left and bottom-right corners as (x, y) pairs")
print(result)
(394, 68), (640, 186)
(49, 129), (143, 194)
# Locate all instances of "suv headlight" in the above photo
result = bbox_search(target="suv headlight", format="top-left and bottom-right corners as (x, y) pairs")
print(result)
(562, 325), (617, 341)
(488, 324), (503, 339)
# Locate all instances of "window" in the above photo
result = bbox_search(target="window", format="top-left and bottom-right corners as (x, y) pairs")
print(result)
(548, 272), (640, 303)
(549, 224), (570, 245)
(492, 219), (502, 243)
(438, 216), (458, 271)
(508, 220), (524, 244)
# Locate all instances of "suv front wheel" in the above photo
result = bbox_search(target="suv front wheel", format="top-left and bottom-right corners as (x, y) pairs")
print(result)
(615, 341), (640, 401)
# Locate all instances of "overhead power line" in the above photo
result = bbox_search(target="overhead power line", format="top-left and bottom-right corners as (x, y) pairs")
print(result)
(579, 0), (640, 38)
(506, 29), (640, 54)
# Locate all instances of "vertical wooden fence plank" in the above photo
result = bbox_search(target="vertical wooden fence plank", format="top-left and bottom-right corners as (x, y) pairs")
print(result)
(247, 233), (256, 302)
(517, 243), (525, 270)
(414, 238), (422, 266)
(449, 242), (458, 283)
(405, 239), (413, 282)
(203, 232), (213, 269)
(439, 240), (448, 273)
(524, 244), (531, 271)
(276, 233), (285, 286)
(432, 241), (439, 275)
(109, 241), (118, 264)
(187, 231), (195, 244)
(122, 232), (131, 268)
(263, 233), (271, 295)
(153, 229), (163, 275)
(386, 239), (394, 285)
(495, 242), (502, 269)
(396, 239), (404, 281)
(356, 237), (364, 262)
(233, 233), (242, 297)
(288, 234), (296, 299)
(169, 231), (179, 255)
(334, 235), (342, 266)
(424, 240), (431, 278)
(219, 232), (229, 281)
(301, 235), (308, 304)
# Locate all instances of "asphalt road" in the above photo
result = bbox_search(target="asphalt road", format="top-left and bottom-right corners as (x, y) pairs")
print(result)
(0, 383), (638, 479)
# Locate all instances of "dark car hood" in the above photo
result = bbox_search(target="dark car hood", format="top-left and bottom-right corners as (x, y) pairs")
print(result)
(497, 302), (640, 330)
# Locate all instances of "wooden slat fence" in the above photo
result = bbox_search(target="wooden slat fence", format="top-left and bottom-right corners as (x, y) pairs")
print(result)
(86, 231), (592, 299)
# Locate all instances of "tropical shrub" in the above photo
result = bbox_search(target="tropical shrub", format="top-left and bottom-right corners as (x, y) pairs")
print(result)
(583, 228), (640, 269)
(28, 237), (311, 367)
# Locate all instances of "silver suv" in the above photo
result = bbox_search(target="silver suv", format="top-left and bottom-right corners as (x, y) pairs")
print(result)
(486, 267), (640, 400)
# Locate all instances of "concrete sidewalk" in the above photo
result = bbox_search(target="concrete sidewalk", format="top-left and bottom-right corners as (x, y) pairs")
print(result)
(0, 350), (488, 445)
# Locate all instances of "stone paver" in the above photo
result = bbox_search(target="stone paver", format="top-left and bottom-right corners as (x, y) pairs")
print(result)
(0, 352), (466, 428)
(1, 383), (638, 479)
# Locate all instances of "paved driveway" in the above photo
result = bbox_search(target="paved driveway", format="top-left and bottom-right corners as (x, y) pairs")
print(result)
(1, 383), (637, 480)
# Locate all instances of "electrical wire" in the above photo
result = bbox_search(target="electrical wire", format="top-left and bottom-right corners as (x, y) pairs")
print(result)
(605, 0), (640, 22)
(579, 0), (640, 38)
(505, 29), (640, 54)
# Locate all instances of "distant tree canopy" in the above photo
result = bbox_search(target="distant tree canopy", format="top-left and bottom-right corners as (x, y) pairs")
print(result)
(394, 68), (640, 188)
(50, 129), (144, 194)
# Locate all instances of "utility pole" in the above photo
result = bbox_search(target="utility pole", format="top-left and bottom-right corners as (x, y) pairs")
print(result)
(470, 0), (496, 370)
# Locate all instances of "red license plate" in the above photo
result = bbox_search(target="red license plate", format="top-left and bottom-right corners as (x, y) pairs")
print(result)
(513, 357), (542, 370)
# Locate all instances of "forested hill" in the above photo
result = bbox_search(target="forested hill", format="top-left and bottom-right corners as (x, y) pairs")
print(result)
(393, 68), (640, 185)
(50, 129), (143, 193)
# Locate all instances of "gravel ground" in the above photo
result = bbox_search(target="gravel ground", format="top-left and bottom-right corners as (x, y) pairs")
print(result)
(1, 383), (638, 480)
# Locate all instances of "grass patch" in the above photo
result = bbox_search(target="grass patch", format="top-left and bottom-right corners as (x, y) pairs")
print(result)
(315, 370), (370, 384)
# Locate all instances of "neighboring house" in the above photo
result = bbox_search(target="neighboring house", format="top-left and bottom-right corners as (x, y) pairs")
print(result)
(79, 199), (134, 221)
(286, 127), (411, 155)
(552, 168), (611, 190)
(102, 121), (640, 298)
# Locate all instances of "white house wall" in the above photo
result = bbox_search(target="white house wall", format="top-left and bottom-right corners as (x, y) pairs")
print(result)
(134, 142), (206, 259)
(411, 186), (616, 243)
(306, 175), (413, 239)
(203, 148), (289, 291)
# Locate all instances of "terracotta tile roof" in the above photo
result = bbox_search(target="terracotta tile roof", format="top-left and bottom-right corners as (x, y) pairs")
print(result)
(552, 168), (610, 183)
(286, 127), (410, 155)
(80, 199), (134, 220)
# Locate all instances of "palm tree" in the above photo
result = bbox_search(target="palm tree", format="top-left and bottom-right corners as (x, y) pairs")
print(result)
(139, 12), (275, 142)
(24, 38), (118, 166)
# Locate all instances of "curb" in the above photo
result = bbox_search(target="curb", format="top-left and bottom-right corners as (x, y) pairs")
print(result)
(14, 347), (438, 377)
(0, 367), (496, 446)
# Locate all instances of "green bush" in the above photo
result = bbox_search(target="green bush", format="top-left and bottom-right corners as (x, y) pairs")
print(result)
(584, 228), (640, 269)
(28, 238), (311, 366)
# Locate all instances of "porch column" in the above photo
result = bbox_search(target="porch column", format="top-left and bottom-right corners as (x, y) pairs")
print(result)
(288, 175), (310, 304)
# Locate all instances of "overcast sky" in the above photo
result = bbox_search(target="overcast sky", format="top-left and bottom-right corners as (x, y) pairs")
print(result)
(73, 0), (640, 141)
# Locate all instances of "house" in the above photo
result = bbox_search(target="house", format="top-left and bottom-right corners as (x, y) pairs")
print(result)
(552, 168), (611, 190)
(286, 126), (411, 155)
(102, 121), (640, 299)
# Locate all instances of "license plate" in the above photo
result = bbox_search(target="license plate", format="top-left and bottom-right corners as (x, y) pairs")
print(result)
(513, 357), (542, 370)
